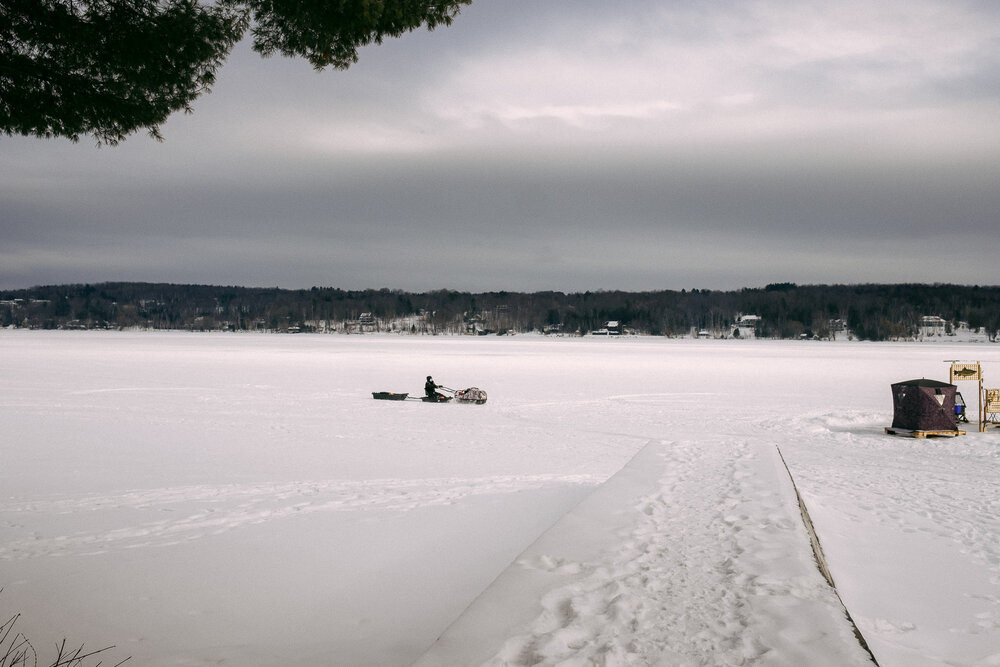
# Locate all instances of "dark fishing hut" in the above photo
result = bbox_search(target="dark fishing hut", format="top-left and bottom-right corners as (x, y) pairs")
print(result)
(889, 379), (958, 432)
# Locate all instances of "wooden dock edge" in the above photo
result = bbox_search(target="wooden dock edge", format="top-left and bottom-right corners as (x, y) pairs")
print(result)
(776, 446), (880, 666)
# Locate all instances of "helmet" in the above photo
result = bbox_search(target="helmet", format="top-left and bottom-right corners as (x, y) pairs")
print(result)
(426, 376), (432, 380)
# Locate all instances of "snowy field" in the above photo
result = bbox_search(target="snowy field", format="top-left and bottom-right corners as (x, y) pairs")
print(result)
(1, 330), (998, 666)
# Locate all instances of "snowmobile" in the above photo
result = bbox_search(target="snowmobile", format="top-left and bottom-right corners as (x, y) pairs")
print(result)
(371, 391), (453, 403)
(371, 385), (487, 404)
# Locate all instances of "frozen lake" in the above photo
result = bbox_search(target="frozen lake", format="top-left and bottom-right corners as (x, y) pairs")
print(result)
(1, 331), (998, 666)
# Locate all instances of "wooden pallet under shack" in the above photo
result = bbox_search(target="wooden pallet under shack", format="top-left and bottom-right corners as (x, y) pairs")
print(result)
(884, 427), (966, 438)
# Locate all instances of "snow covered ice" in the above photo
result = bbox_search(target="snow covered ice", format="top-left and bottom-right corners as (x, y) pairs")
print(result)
(1, 331), (998, 666)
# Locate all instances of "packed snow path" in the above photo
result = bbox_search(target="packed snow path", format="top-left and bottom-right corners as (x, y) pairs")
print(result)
(416, 437), (875, 666)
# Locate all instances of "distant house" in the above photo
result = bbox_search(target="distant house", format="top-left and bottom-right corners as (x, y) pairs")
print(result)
(591, 320), (621, 336)
(733, 314), (760, 339)
(920, 315), (948, 337)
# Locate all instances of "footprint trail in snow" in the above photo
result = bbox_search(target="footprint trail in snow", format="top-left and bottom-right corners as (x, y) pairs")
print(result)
(419, 438), (874, 667)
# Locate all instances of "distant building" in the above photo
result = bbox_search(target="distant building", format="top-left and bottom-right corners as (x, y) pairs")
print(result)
(591, 321), (621, 335)
(733, 314), (760, 339)
(920, 315), (948, 337)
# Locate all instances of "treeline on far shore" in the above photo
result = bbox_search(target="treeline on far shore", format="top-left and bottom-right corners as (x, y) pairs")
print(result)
(2, 282), (1000, 342)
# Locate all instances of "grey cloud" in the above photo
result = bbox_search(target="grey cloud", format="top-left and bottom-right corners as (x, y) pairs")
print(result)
(2, 0), (999, 291)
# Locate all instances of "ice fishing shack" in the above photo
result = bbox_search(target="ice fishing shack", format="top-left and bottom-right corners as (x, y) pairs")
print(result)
(885, 378), (965, 438)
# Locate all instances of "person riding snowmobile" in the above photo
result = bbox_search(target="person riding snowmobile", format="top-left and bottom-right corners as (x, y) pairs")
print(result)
(425, 376), (445, 400)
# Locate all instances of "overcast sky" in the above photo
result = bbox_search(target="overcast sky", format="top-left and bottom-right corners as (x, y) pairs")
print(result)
(3, 0), (999, 292)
